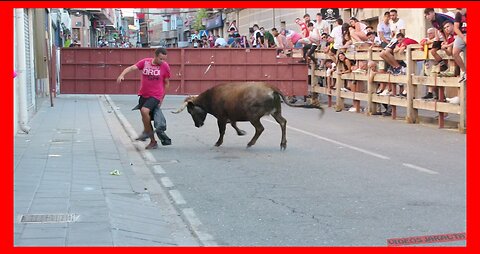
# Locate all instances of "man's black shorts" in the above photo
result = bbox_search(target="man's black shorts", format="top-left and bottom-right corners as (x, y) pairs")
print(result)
(136, 96), (160, 112)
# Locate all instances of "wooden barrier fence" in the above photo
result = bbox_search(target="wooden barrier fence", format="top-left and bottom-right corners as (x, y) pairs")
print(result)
(310, 45), (466, 133)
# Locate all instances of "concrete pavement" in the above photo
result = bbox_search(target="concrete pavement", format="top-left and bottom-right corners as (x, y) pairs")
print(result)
(14, 95), (200, 246)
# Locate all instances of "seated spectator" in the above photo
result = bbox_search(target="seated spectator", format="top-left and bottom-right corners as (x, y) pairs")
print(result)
(366, 31), (382, 47)
(341, 23), (353, 52)
(349, 17), (368, 42)
(453, 8), (466, 83)
(380, 32), (418, 76)
(424, 8), (455, 73)
(214, 36), (228, 48)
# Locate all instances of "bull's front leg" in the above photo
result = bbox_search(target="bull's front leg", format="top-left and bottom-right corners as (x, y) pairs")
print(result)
(231, 121), (247, 136)
(215, 119), (227, 147)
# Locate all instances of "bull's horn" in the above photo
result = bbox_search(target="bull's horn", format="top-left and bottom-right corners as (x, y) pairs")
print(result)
(171, 101), (188, 114)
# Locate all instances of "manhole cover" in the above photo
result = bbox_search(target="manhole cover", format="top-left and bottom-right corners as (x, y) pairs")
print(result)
(19, 214), (79, 223)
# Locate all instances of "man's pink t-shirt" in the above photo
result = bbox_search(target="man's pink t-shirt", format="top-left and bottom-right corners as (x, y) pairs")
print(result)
(135, 58), (171, 101)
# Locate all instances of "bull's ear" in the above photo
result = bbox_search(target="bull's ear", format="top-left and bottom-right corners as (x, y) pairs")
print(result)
(187, 101), (195, 110)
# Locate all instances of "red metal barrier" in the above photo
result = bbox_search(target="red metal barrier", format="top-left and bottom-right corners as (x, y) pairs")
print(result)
(60, 48), (308, 96)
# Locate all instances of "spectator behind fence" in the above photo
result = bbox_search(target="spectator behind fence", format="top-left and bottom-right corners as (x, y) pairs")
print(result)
(424, 8), (455, 73)
(315, 12), (331, 35)
(377, 11), (392, 48)
(453, 8), (467, 83)
(389, 9), (406, 38)
(349, 17), (368, 43)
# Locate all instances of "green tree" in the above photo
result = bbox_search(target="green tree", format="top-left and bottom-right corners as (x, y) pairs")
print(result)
(192, 8), (207, 31)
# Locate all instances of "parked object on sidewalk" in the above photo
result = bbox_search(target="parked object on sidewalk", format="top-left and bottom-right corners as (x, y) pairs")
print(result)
(172, 82), (324, 150)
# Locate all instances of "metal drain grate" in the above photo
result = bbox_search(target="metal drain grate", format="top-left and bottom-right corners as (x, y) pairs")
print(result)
(20, 214), (79, 223)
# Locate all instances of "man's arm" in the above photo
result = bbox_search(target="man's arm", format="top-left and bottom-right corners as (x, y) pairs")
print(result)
(117, 65), (139, 83)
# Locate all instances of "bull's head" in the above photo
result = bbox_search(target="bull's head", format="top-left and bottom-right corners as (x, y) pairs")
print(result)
(187, 102), (207, 128)
(172, 96), (207, 128)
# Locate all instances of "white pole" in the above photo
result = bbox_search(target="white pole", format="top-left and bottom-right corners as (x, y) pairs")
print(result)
(14, 8), (32, 134)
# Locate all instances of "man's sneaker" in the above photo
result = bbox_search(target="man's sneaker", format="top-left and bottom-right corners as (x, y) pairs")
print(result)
(379, 90), (391, 96)
(392, 66), (402, 75)
(439, 61), (448, 72)
(459, 72), (467, 83)
(422, 92), (434, 100)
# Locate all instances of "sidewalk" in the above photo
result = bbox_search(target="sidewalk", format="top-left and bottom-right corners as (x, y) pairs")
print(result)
(13, 95), (200, 246)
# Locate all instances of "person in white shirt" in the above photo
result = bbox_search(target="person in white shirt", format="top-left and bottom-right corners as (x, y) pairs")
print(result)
(389, 9), (406, 37)
(329, 18), (344, 55)
(214, 37), (228, 48)
(315, 13), (331, 35)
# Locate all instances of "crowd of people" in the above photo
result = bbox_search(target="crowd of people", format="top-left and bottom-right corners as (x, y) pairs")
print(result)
(283, 8), (467, 114)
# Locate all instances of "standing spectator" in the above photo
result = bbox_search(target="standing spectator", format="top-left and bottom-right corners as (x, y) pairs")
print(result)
(389, 9), (406, 38)
(453, 8), (467, 82)
(421, 28), (439, 99)
(329, 18), (344, 61)
(208, 31), (216, 48)
(214, 36), (228, 48)
(116, 48), (172, 149)
(261, 27), (276, 48)
(64, 34), (72, 48)
(377, 11), (392, 48)
(295, 17), (310, 39)
(315, 12), (331, 35)
(424, 8), (455, 73)
(285, 29), (303, 49)
(191, 30), (201, 48)
(252, 24), (265, 48)
(272, 27), (290, 56)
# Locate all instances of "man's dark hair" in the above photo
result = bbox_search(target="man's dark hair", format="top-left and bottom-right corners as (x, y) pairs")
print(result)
(396, 32), (405, 39)
(253, 24), (259, 29)
(424, 8), (435, 15)
(366, 31), (375, 37)
(303, 13), (310, 18)
(384, 11), (390, 16)
(442, 20), (454, 27)
(155, 47), (167, 56)
(307, 22), (314, 27)
(390, 9), (398, 14)
(350, 17), (359, 22)
(316, 12), (322, 17)
(336, 18), (343, 25)
(271, 27), (278, 32)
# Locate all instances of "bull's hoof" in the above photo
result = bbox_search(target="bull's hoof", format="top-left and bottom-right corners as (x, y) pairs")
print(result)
(237, 130), (247, 136)
(247, 141), (255, 148)
(280, 142), (287, 150)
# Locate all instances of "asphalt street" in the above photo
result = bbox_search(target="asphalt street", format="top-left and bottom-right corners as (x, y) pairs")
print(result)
(107, 94), (466, 246)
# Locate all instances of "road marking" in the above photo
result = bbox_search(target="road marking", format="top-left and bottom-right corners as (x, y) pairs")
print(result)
(265, 119), (390, 160)
(402, 163), (439, 175)
(153, 165), (166, 174)
(160, 177), (174, 188)
(169, 190), (187, 205)
(182, 208), (218, 246)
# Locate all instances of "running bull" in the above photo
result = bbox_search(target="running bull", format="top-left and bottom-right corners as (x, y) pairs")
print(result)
(172, 82), (324, 150)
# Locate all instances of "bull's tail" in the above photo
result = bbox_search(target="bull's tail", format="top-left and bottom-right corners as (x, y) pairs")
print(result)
(274, 90), (325, 117)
